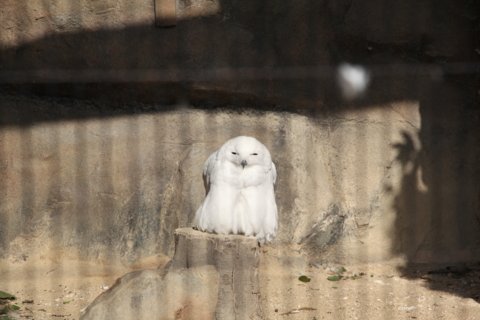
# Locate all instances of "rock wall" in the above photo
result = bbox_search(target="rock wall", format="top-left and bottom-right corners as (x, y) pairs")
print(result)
(0, 0), (479, 265)
(1, 87), (478, 265)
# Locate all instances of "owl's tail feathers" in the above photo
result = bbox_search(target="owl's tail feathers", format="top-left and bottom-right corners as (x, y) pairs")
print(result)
(255, 228), (277, 244)
(264, 232), (276, 243)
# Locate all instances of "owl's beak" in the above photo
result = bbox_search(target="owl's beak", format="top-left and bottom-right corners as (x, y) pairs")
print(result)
(241, 160), (247, 168)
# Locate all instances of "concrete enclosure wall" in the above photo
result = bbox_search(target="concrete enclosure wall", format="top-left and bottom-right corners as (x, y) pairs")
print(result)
(0, 0), (479, 266)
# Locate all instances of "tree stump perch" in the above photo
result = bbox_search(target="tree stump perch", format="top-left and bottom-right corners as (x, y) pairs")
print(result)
(168, 228), (262, 320)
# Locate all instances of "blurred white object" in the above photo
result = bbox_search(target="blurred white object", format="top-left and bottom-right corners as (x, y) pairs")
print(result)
(337, 63), (370, 100)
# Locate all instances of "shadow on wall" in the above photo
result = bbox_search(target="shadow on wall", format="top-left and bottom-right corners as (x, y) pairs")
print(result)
(2, 0), (478, 117)
(391, 74), (480, 300)
(0, 0), (479, 302)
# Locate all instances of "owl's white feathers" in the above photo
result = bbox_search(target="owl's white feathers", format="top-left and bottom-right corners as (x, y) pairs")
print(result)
(195, 136), (278, 244)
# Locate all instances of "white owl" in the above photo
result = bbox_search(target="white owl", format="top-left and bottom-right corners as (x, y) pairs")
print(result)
(195, 136), (278, 244)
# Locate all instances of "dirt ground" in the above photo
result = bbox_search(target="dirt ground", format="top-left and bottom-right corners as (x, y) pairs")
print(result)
(259, 248), (480, 320)
(1, 250), (479, 320)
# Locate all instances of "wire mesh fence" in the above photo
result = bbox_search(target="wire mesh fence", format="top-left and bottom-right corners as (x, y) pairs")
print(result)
(0, 0), (479, 319)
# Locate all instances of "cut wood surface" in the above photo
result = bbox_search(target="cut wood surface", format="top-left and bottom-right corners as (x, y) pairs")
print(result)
(169, 228), (262, 320)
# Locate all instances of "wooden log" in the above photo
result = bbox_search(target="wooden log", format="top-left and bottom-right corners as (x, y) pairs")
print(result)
(168, 228), (262, 320)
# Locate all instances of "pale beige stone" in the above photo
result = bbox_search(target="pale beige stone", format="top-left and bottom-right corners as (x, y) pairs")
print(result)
(80, 265), (219, 320)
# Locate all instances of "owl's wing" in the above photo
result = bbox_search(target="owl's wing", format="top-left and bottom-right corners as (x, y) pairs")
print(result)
(203, 151), (218, 187)
(271, 161), (277, 185)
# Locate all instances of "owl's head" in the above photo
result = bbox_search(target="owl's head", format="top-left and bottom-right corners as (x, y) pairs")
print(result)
(222, 136), (272, 168)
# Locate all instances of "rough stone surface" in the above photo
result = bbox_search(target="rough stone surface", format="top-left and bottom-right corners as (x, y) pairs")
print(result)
(0, 0), (479, 271)
(0, 89), (478, 266)
(170, 228), (262, 320)
(80, 265), (219, 320)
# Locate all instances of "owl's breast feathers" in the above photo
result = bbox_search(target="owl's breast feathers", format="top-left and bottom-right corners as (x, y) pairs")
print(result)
(240, 164), (273, 188)
(213, 159), (273, 189)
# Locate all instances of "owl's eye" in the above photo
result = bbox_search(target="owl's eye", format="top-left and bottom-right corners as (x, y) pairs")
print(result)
(252, 153), (258, 156)
(231, 152), (237, 155)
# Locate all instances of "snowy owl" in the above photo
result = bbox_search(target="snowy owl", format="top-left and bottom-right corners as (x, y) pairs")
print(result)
(195, 136), (278, 244)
